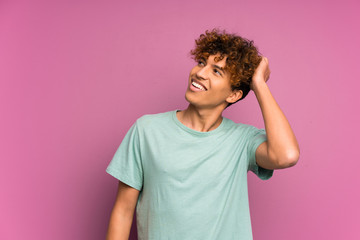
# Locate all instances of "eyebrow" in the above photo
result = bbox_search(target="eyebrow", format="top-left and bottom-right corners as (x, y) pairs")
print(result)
(199, 57), (226, 75)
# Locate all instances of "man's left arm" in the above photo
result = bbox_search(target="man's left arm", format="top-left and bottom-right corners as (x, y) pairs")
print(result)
(251, 56), (300, 170)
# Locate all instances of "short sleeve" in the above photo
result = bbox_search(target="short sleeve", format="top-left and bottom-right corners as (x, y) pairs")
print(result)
(247, 126), (274, 180)
(106, 121), (143, 191)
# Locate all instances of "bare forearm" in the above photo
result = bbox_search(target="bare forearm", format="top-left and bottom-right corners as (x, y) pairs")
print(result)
(106, 208), (134, 240)
(253, 81), (299, 167)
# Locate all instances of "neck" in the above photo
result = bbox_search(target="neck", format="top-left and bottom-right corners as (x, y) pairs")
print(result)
(176, 104), (224, 132)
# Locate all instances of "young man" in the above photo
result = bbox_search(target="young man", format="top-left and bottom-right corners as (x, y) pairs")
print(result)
(105, 29), (300, 240)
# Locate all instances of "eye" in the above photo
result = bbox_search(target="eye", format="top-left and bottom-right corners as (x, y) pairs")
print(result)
(214, 69), (222, 76)
(198, 60), (205, 66)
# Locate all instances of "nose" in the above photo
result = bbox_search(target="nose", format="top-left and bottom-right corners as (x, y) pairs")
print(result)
(196, 65), (209, 80)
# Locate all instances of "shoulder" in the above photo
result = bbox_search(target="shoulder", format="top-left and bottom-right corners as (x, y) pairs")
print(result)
(225, 118), (257, 132)
(135, 110), (174, 130)
(225, 118), (266, 138)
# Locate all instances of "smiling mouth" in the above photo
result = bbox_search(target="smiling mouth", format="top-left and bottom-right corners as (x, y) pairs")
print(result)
(191, 79), (207, 91)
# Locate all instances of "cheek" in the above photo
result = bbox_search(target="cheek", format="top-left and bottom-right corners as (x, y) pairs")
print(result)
(208, 88), (231, 102)
(217, 89), (232, 99)
(213, 82), (232, 95)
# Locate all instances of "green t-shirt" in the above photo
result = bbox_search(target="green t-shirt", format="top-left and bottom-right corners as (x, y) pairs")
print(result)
(106, 109), (273, 240)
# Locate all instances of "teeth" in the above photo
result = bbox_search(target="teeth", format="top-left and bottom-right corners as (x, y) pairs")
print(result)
(192, 81), (205, 90)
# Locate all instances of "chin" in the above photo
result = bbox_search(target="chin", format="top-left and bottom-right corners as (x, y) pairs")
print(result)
(184, 91), (192, 104)
(184, 94), (206, 109)
(185, 91), (200, 105)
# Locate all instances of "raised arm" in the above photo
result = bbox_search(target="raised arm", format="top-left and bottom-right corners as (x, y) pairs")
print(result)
(251, 57), (300, 170)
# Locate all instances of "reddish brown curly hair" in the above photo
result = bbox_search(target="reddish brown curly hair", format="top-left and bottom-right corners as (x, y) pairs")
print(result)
(190, 28), (262, 108)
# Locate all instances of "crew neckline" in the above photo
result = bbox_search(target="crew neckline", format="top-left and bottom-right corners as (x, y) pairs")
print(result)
(171, 109), (228, 137)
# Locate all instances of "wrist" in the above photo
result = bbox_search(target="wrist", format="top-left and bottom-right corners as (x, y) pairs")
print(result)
(252, 80), (268, 94)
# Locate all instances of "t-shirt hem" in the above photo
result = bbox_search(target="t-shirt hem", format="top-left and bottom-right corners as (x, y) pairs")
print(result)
(250, 133), (274, 180)
(106, 167), (142, 191)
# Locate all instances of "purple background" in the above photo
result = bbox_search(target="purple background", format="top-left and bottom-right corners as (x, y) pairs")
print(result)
(1, 0), (359, 239)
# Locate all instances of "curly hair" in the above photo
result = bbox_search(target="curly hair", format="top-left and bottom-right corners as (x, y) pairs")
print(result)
(190, 28), (262, 108)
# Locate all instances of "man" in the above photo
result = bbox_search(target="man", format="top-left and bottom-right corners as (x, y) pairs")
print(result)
(105, 29), (300, 240)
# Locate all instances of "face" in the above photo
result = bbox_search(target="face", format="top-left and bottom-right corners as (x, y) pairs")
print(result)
(185, 53), (242, 109)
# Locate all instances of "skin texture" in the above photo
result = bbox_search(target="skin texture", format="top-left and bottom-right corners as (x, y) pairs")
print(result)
(178, 54), (300, 169)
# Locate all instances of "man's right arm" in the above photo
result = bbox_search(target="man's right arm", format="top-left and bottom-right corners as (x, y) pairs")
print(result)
(106, 181), (140, 240)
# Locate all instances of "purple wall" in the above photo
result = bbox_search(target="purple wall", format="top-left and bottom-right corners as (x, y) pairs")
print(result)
(1, 0), (359, 239)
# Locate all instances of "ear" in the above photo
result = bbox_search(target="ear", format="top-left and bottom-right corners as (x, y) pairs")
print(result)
(226, 89), (243, 104)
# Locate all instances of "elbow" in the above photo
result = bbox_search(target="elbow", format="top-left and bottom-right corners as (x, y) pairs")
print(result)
(274, 149), (300, 169)
(283, 151), (299, 168)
